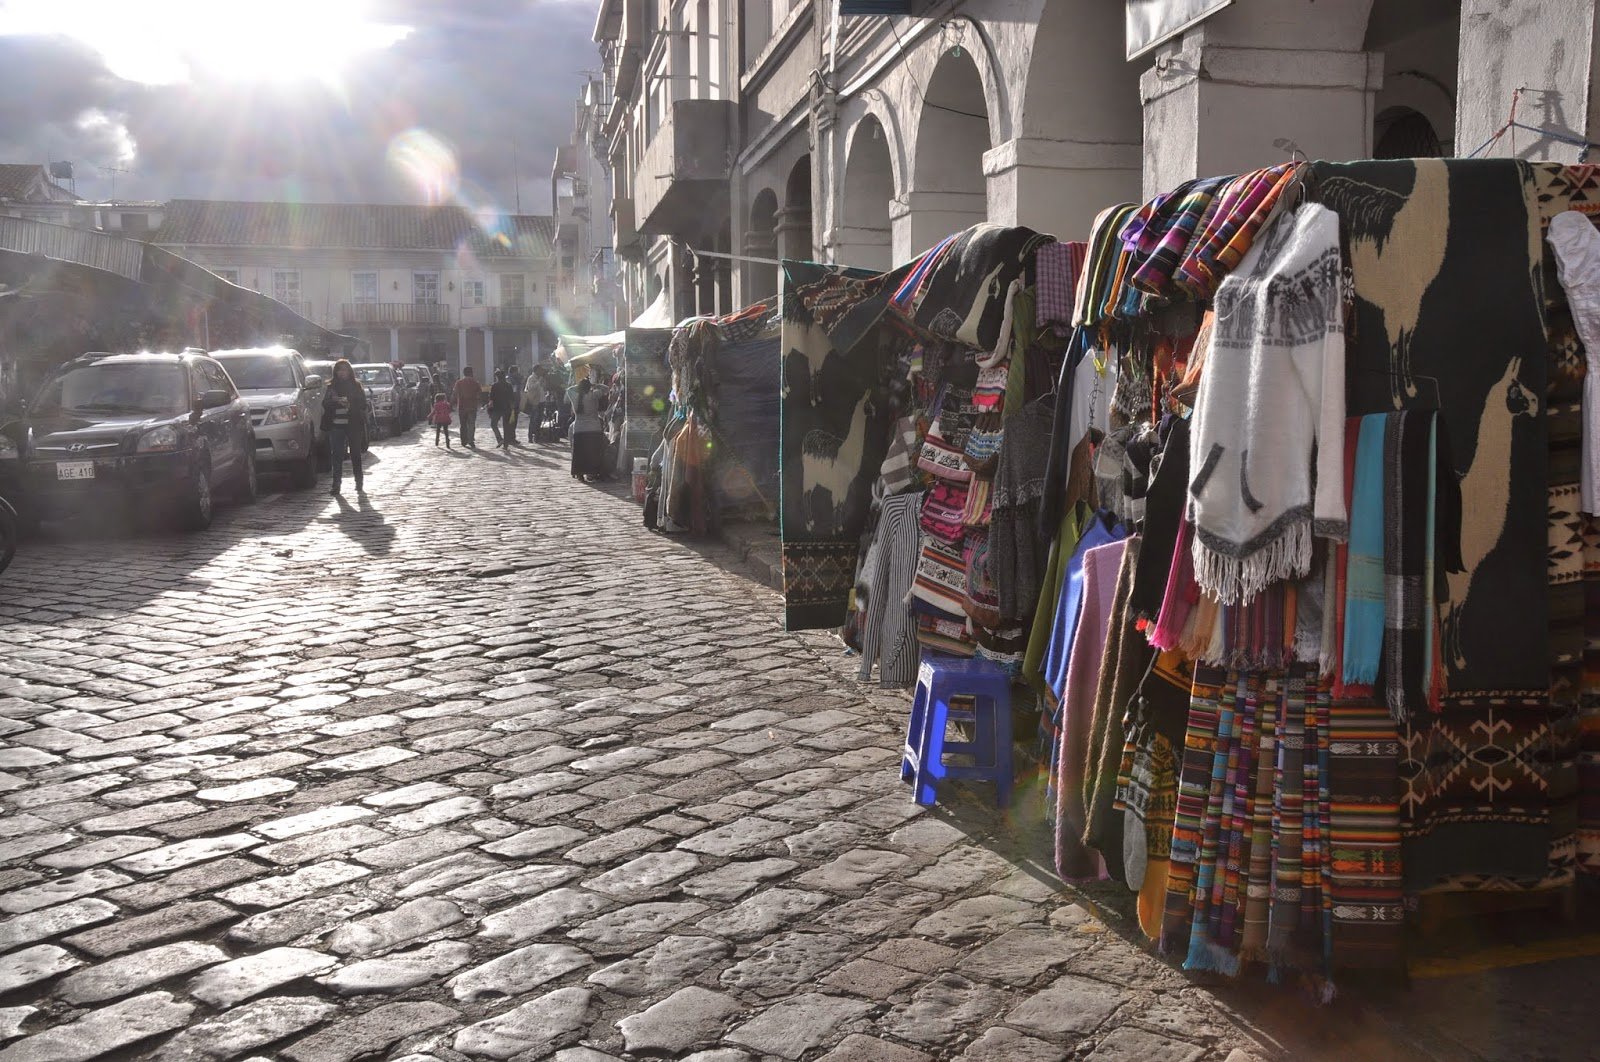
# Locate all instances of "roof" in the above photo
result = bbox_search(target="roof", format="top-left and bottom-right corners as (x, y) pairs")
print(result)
(0, 164), (76, 204)
(151, 199), (555, 259)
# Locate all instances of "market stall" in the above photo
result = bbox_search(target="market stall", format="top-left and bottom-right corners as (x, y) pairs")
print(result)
(771, 157), (1600, 994)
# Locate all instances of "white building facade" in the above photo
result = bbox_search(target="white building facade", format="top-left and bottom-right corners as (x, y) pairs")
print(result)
(598, 0), (1600, 321)
(553, 77), (622, 334)
(151, 200), (557, 377)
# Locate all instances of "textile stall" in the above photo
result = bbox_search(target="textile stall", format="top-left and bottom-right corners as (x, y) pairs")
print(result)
(648, 300), (782, 534)
(776, 157), (1600, 994)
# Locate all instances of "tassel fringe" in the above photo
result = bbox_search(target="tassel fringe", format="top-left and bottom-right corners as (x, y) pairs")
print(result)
(1192, 520), (1312, 608)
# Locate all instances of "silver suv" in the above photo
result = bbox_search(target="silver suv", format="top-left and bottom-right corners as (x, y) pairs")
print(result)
(213, 347), (324, 489)
(353, 363), (401, 436)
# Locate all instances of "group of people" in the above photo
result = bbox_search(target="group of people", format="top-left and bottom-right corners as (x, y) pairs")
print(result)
(427, 360), (615, 481)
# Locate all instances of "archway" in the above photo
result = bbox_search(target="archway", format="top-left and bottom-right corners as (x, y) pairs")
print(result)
(780, 155), (813, 263)
(840, 116), (894, 271)
(746, 188), (779, 304)
(1366, 1), (1459, 157)
(908, 48), (990, 255)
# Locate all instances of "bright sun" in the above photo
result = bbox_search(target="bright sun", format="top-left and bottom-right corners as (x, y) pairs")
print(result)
(0, 0), (412, 86)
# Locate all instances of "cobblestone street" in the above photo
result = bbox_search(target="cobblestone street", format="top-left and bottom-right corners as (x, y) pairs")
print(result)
(0, 431), (1586, 1062)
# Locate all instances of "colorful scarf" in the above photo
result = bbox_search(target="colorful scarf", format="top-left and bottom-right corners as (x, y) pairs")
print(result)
(1379, 411), (1436, 720)
(1129, 175), (1231, 298)
(1342, 414), (1387, 685)
(1174, 163), (1299, 299)
(1036, 240), (1087, 332)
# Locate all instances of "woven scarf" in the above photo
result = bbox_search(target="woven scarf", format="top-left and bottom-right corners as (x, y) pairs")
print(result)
(1180, 668), (1245, 976)
(1342, 414), (1387, 686)
(1174, 163), (1300, 299)
(1162, 664), (1227, 954)
(1036, 241), (1087, 332)
(1130, 175), (1231, 298)
(1188, 204), (1348, 606)
(1076, 205), (1138, 327)
(1239, 674), (1280, 962)
(1150, 520), (1198, 651)
(1379, 411), (1434, 720)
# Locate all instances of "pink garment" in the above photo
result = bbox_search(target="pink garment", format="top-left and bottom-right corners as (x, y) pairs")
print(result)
(431, 400), (453, 426)
(1150, 520), (1197, 651)
(1054, 537), (1126, 881)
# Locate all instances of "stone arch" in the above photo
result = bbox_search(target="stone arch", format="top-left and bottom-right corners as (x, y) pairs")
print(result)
(1010, 0), (1142, 239)
(780, 155), (814, 264)
(746, 187), (779, 303)
(840, 116), (894, 271)
(1366, 0), (1459, 156)
(906, 47), (992, 256)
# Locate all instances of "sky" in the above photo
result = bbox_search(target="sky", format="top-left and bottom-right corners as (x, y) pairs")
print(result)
(0, 0), (600, 215)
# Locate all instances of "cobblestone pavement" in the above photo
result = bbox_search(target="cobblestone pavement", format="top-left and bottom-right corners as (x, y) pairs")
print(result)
(0, 431), (1585, 1061)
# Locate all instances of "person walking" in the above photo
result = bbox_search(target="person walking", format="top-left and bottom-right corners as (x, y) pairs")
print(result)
(453, 367), (483, 449)
(321, 359), (368, 495)
(430, 392), (453, 449)
(521, 367), (548, 443)
(567, 365), (611, 481)
(506, 365), (524, 439)
(488, 369), (515, 450)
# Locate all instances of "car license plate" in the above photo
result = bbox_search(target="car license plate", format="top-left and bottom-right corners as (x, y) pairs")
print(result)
(56, 461), (95, 481)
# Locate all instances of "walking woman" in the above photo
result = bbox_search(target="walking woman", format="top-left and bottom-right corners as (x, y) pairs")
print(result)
(567, 364), (611, 481)
(321, 358), (368, 495)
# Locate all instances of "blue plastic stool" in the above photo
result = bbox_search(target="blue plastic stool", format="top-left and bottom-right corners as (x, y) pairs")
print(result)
(900, 654), (1014, 808)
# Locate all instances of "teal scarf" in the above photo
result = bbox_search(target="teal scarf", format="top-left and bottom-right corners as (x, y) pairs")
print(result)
(1342, 414), (1387, 684)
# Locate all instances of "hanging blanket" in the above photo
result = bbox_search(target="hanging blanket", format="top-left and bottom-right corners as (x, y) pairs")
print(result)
(780, 263), (900, 629)
(1188, 203), (1347, 606)
(858, 492), (922, 688)
(1326, 698), (1405, 970)
(911, 224), (1055, 352)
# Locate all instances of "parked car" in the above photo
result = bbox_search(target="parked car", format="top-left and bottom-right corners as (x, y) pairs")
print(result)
(212, 347), (323, 489)
(399, 365), (428, 424)
(0, 413), (27, 573)
(24, 351), (257, 531)
(353, 363), (402, 436)
(306, 359), (375, 452)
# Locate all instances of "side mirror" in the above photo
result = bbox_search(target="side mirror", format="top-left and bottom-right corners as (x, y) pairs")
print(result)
(303, 374), (323, 389)
(201, 389), (232, 409)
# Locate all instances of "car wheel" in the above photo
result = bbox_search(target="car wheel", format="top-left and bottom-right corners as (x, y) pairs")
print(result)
(290, 452), (317, 490)
(176, 463), (214, 532)
(235, 450), (259, 505)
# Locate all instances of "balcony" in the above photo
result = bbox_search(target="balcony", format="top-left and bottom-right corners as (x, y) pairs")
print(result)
(341, 302), (452, 327)
(488, 305), (543, 327)
(613, 195), (642, 259)
(636, 98), (735, 236)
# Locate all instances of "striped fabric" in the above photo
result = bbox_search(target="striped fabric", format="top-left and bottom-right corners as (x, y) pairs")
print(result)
(1128, 175), (1230, 298)
(1174, 163), (1299, 298)
(1035, 240), (1087, 331)
(858, 492), (922, 688)
(1162, 664), (1228, 953)
(1074, 204), (1138, 327)
(1326, 698), (1405, 969)
(890, 234), (958, 314)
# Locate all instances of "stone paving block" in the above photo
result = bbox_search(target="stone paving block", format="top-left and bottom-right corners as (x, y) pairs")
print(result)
(677, 817), (792, 857)
(479, 888), (609, 944)
(189, 947), (340, 1007)
(353, 828), (480, 869)
(587, 934), (731, 997)
(0, 1008), (32, 1043)
(0, 833), (73, 863)
(282, 1000), (459, 1062)
(453, 986), (592, 1060)
(227, 894), (380, 948)
(381, 796), (486, 832)
(0, 869), (131, 915)
(195, 777), (298, 803)
(956, 1027), (1070, 1062)
(65, 900), (237, 958)
(359, 781), (457, 808)
(0, 899), (118, 950)
(680, 858), (797, 901)
(0, 945), (81, 994)
(217, 861), (371, 910)
(912, 895), (1043, 944)
(111, 833), (260, 876)
(720, 931), (856, 999)
(564, 826), (666, 866)
(250, 806), (375, 840)
(77, 801), (205, 834)
(447, 942), (589, 1002)
(446, 864), (582, 905)
(795, 848), (914, 894)
(823, 957), (924, 1000)
(618, 986), (742, 1055)
(58, 941), (226, 1004)
(1004, 974), (1126, 1039)
(818, 1035), (933, 1062)
(480, 824), (586, 858)
(699, 888), (833, 942)
(254, 825), (390, 866)
(959, 927), (1084, 987)
(866, 937), (960, 973)
(0, 991), (193, 1062)
(151, 995), (337, 1061)
(383, 853), (503, 899)
(326, 898), (465, 957)
(321, 940), (474, 996)
(569, 901), (709, 952)
(726, 992), (873, 1060)
(1087, 1026), (1206, 1062)
(584, 850), (700, 899)
(881, 973), (1010, 1046)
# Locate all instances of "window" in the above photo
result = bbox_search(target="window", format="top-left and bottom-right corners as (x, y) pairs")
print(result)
(546, 280), (558, 305)
(201, 359), (237, 398)
(352, 272), (378, 304)
(413, 272), (439, 305)
(214, 268), (240, 285)
(500, 274), (524, 307)
(272, 270), (301, 306)
(120, 213), (149, 233)
(462, 279), (485, 307)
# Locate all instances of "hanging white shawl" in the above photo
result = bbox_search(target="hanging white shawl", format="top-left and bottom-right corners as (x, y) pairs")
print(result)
(1188, 202), (1347, 605)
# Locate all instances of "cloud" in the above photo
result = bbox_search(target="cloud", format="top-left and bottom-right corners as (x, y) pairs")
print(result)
(0, 0), (599, 212)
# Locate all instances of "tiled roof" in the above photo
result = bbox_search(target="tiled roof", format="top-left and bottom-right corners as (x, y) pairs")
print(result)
(0, 164), (73, 203)
(151, 199), (555, 259)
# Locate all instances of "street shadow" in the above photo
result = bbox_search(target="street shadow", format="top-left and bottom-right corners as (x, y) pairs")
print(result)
(328, 493), (396, 556)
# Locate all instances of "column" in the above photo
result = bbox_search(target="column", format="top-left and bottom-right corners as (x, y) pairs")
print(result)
(457, 328), (467, 376)
(530, 330), (540, 366)
(1458, 0), (1600, 158)
(985, 138), (1141, 244)
(1139, 6), (1383, 195)
(389, 327), (400, 362)
(483, 329), (496, 377)
(775, 207), (812, 264)
(742, 229), (778, 304)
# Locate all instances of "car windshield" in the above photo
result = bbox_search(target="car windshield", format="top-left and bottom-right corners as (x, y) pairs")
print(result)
(216, 355), (296, 390)
(401, 367), (419, 384)
(355, 366), (394, 386)
(33, 363), (188, 416)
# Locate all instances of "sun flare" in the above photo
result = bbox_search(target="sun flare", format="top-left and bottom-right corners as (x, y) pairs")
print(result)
(0, 0), (412, 86)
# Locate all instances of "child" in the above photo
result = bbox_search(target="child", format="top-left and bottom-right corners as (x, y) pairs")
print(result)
(430, 393), (453, 449)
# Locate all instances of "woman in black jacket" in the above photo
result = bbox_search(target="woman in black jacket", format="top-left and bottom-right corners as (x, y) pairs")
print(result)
(321, 359), (369, 495)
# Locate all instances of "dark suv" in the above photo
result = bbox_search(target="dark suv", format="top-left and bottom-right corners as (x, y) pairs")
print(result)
(25, 351), (258, 531)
